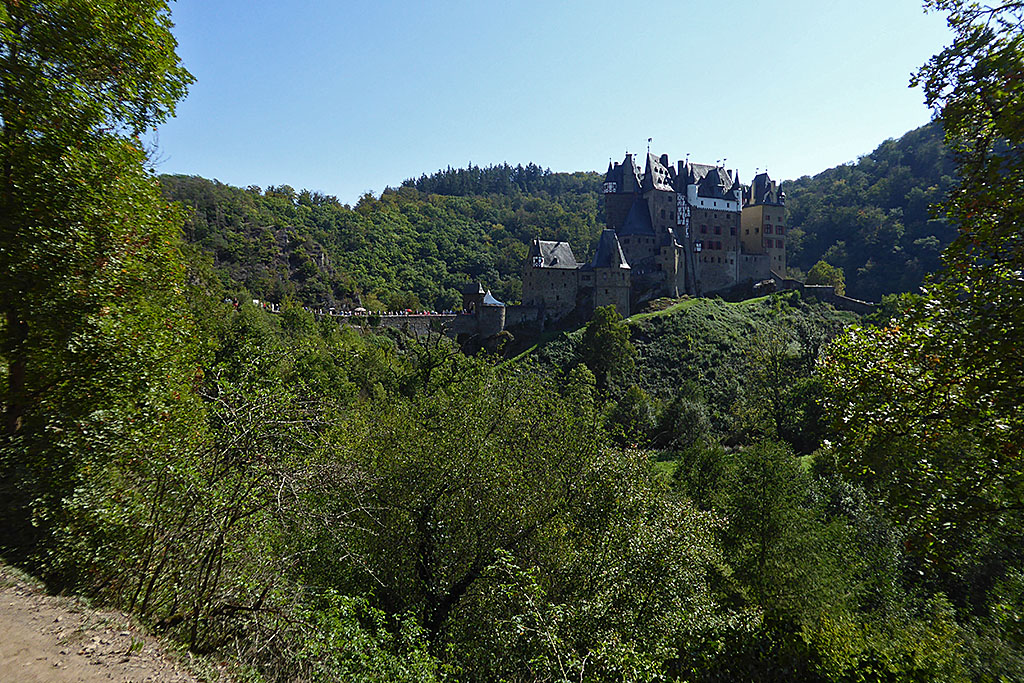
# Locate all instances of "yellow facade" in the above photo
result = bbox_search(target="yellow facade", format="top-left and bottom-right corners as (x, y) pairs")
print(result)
(740, 204), (786, 277)
(741, 204), (766, 255)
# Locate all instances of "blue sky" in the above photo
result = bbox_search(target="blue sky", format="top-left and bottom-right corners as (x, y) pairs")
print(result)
(156, 0), (953, 204)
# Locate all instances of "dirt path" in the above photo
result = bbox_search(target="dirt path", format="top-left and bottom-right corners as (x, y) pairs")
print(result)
(0, 563), (207, 682)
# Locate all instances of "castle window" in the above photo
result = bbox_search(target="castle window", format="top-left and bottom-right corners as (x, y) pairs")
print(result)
(714, 226), (721, 235)
(701, 225), (707, 234)
(730, 226), (736, 235)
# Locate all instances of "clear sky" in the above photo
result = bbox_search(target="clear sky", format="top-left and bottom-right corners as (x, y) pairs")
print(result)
(155, 0), (953, 205)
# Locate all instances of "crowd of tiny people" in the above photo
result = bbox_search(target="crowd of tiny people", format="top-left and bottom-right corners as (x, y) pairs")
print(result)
(224, 298), (468, 317)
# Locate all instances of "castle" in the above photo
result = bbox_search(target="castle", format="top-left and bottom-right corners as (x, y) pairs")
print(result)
(521, 152), (787, 321)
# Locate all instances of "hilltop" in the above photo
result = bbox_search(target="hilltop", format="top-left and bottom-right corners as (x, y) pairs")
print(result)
(531, 291), (856, 451)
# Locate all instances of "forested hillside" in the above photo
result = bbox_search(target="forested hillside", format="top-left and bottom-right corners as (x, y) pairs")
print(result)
(785, 122), (958, 300)
(160, 168), (604, 312)
(163, 123), (957, 310)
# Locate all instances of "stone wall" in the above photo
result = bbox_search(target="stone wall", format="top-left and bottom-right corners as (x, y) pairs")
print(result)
(739, 252), (772, 282)
(775, 278), (877, 315)
(505, 305), (541, 327)
(522, 264), (578, 320)
(591, 268), (631, 317)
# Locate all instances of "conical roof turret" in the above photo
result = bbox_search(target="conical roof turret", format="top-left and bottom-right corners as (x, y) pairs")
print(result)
(585, 229), (630, 270)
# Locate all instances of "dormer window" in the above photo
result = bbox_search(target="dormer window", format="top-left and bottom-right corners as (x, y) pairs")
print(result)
(532, 256), (544, 268)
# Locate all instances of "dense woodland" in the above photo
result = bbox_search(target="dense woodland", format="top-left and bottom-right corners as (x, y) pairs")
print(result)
(162, 119), (957, 312)
(2, 1), (1024, 682)
(785, 122), (958, 300)
(160, 169), (603, 311)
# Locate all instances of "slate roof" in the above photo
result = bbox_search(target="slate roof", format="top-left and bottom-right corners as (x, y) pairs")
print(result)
(604, 161), (622, 186)
(747, 172), (785, 206)
(583, 229), (630, 270)
(642, 153), (675, 192)
(529, 239), (580, 269)
(683, 162), (719, 186)
(618, 197), (655, 236)
(604, 153), (643, 192)
(602, 158), (618, 183)
(461, 282), (485, 295)
(683, 162), (738, 200)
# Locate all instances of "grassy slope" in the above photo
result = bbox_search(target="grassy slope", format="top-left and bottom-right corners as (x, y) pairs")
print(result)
(532, 292), (857, 432)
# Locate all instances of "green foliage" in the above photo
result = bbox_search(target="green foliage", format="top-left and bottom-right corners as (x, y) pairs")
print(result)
(460, 448), (724, 683)
(290, 592), (440, 683)
(606, 384), (657, 447)
(813, 3), (1024, 676)
(719, 441), (829, 617)
(806, 260), (847, 295)
(7, 1), (1024, 679)
(656, 381), (712, 452)
(160, 170), (606, 311)
(671, 442), (726, 511)
(579, 305), (637, 389)
(0, 0), (195, 549)
(544, 293), (854, 443)
(785, 122), (958, 301)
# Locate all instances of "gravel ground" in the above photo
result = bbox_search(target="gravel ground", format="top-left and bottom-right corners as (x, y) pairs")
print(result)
(0, 563), (220, 682)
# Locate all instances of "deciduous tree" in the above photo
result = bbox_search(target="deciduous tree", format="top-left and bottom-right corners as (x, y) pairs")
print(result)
(0, 0), (194, 552)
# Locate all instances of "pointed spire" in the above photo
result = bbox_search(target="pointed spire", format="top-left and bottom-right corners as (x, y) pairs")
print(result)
(588, 229), (630, 269)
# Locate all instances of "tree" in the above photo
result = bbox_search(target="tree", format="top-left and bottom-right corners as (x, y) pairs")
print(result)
(720, 441), (826, 614)
(0, 1), (192, 434)
(0, 2), (193, 549)
(606, 383), (657, 447)
(820, 3), (1024, 657)
(911, 0), (1024, 451)
(579, 305), (636, 388)
(805, 260), (846, 295)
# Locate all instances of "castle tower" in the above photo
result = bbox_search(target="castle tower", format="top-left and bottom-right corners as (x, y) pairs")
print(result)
(522, 238), (580, 321)
(478, 290), (506, 336)
(642, 153), (678, 240)
(603, 153), (642, 230)
(460, 281), (485, 313)
(675, 161), (743, 294)
(616, 197), (657, 277)
(581, 229), (631, 317)
(741, 172), (787, 277)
